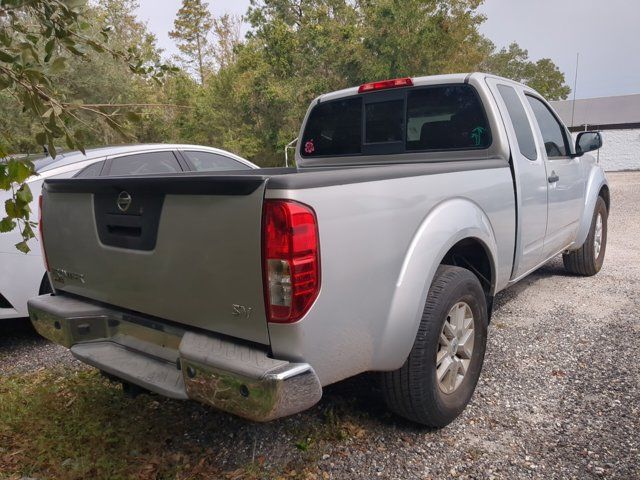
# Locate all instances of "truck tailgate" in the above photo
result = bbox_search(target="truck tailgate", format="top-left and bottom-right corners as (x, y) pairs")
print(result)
(41, 175), (270, 345)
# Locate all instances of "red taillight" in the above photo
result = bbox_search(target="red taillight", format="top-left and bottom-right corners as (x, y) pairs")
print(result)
(38, 194), (50, 271)
(358, 77), (413, 93)
(262, 200), (320, 323)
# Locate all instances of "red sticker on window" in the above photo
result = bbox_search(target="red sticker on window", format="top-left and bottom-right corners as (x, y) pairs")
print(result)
(304, 139), (315, 154)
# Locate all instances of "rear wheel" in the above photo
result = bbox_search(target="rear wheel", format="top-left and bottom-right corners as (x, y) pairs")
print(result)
(563, 196), (608, 276)
(381, 265), (488, 427)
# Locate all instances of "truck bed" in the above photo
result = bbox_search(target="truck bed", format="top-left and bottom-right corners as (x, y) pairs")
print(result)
(42, 159), (511, 352)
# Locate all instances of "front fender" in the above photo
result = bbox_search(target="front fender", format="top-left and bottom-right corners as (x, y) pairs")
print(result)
(571, 163), (608, 250)
(371, 198), (498, 371)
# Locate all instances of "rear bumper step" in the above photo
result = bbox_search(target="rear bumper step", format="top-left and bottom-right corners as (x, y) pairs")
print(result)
(28, 294), (322, 422)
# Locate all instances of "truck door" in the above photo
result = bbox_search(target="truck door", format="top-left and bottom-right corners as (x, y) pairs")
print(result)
(525, 95), (585, 258)
(486, 79), (548, 279)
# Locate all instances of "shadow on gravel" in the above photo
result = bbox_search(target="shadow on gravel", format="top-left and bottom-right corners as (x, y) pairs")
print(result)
(492, 256), (571, 313)
(0, 317), (39, 343)
(320, 372), (437, 432)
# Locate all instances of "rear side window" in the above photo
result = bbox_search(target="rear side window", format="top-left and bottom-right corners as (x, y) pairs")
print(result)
(74, 160), (104, 178)
(497, 85), (537, 160)
(108, 152), (182, 176)
(301, 97), (362, 157)
(301, 84), (491, 157)
(526, 95), (568, 158)
(183, 150), (251, 171)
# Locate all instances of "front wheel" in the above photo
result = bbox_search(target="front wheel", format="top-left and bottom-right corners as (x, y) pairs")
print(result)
(381, 265), (488, 427)
(563, 196), (608, 276)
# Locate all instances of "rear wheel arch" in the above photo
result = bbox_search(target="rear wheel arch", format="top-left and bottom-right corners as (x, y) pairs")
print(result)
(439, 237), (495, 296)
(439, 237), (496, 320)
(374, 198), (501, 371)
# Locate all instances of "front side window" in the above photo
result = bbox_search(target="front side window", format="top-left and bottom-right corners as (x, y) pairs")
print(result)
(526, 95), (568, 158)
(108, 152), (182, 176)
(183, 150), (250, 171)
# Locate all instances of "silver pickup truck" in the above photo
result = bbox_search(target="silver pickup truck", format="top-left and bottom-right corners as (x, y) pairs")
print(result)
(29, 73), (609, 427)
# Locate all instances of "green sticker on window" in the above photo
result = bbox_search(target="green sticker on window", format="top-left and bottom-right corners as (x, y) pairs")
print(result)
(471, 126), (486, 147)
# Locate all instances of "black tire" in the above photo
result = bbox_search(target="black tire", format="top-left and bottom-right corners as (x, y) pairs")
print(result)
(381, 265), (488, 427)
(563, 196), (608, 276)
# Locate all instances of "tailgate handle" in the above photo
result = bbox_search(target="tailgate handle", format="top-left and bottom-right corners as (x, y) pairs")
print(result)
(106, 225), (142, 237)
(105, 213), (142, 238)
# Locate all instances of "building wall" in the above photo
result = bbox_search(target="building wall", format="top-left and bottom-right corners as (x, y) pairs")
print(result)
(573, 129), (640, 171)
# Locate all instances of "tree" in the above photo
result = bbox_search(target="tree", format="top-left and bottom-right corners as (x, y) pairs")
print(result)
(482, 42), (571, 100)
(0, 0), (172, 252)
(223, 0), (495, 165)
(169, 0), (213, 84)
(210, 13), (241, 70)
(359, 0), (488, 79)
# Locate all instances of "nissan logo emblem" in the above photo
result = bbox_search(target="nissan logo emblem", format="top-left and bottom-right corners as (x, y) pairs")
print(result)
(116, 191), (132, 212)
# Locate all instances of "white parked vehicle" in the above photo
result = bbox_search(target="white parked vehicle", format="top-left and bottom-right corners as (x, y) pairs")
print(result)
(0, 144), (257, 320)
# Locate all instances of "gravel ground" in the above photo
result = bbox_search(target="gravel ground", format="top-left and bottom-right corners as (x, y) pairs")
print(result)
(1, 172), (638, 479)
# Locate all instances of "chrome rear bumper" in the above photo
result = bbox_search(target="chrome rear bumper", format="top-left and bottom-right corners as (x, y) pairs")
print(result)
(28, 294), (322, 422)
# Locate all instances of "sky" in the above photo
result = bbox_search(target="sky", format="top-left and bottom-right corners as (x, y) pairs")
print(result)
(136, 0), (640, 99)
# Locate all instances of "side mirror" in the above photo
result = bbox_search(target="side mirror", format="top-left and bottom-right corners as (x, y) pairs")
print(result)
(575, 131), (603, 156)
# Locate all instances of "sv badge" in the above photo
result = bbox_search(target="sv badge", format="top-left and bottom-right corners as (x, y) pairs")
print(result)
(232, 304), (253, 319)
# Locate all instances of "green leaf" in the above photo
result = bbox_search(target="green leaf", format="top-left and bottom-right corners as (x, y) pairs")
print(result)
(0, 76), (13, 90)
(50, 57), (67, 73)
(7, 160), (33, 184)
(35, 132), (47, 145)
(0, 217), (16, 233)
(104, 116), (130, 139)
(4, 199), (19, 219)
(44, 39), (55, 62)
(16, 184), (33, 204)
(0, 50), (18, 63)
(0, 29), (11, 47)
(24, 68), (45, 82)
(65, 134), (75, 150)
(47, 141), (57, 158)
(20, 42), (39, 62)
(45, 39), (55, 55)
(125, 111), (141, 122)
(22, 222), (35, 240)
(15, 241), (30, 254)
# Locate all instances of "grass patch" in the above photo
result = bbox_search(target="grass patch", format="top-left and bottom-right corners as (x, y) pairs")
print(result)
(0, 368), (363, 479)
(0, 369), (236, 479)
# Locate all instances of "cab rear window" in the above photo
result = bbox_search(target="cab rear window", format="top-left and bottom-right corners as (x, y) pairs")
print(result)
(301, 84), (491, 157)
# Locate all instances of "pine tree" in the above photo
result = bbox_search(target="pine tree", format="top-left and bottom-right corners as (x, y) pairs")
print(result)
(169, 0), (214, 84)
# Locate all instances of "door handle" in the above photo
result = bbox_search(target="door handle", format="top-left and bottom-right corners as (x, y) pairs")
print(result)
(548, 172), (559, 183)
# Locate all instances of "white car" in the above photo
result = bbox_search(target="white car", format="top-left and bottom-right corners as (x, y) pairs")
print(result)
(0, 144), (257, 320)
